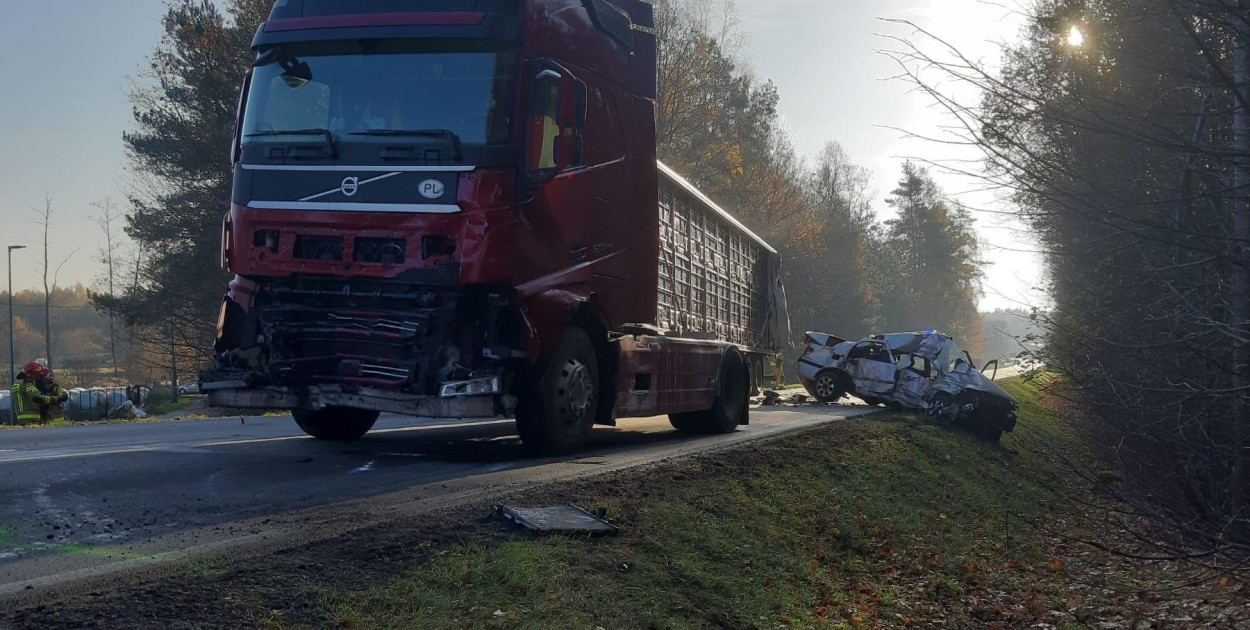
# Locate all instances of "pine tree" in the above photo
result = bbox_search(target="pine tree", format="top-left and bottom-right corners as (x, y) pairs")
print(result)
(882, 163), (983, 344)
(98, 0), (272, 360)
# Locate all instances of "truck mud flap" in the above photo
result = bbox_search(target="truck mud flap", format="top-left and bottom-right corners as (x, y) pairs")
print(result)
(206, 384), (502, 419)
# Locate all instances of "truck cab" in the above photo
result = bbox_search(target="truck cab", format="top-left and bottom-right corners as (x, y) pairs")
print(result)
(208, 0), (785, 454)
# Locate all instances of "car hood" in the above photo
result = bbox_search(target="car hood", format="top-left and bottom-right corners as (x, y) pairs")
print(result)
(934, 363), (1016, 404)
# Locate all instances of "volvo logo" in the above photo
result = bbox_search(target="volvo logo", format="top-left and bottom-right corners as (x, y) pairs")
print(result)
(418, 179), (446, 200)
(340, 177), (360, 197)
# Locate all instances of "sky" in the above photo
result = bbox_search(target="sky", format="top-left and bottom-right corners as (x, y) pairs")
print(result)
(0, 0), (1043, 311)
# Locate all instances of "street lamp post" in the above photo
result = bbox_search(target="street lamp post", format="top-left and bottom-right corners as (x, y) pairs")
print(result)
(8, 245), (27, 413)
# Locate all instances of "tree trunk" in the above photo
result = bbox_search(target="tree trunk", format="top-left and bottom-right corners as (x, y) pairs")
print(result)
(40, 198), (52, 368)
(1232, 0), (1250, 524)
(169, 322), (179, 403)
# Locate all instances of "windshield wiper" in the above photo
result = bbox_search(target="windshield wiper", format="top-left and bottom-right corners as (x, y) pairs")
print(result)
(350, 128), (463, 161)
(245, 128), (337, 158)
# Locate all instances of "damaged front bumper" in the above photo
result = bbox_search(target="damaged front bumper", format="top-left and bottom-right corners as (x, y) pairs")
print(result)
(206, 274), (524, 418)
(203, 380), (513, 418)
(925, 385), (1017, 434)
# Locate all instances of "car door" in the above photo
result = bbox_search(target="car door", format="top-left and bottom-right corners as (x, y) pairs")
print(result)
(843, 341), (897, 395)
(893, 355), (934, 408)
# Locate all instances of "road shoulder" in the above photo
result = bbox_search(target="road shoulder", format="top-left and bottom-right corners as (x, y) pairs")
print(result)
(7, 379), (1243, 629)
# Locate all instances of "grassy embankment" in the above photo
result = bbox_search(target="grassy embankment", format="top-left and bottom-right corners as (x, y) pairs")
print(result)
(308, 375), (1240, 630)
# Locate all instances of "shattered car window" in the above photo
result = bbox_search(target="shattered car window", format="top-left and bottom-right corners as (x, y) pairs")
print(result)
(848, 342), (892, 363)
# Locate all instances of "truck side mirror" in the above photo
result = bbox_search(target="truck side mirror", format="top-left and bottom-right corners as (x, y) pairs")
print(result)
(524, 62), (586, 179)
(524, 69), (563, 177)
(553, 134), (579, 172)
(551, 70), (585, 172)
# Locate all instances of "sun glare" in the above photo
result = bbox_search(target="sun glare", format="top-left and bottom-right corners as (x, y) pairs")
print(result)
(1068, 25), (1085, 47)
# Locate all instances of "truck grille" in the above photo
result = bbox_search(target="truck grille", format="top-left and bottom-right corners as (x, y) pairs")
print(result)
(255, 276), (459, 392)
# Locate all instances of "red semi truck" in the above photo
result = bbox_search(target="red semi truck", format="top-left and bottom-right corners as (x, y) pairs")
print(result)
(205, 0), (790, 454)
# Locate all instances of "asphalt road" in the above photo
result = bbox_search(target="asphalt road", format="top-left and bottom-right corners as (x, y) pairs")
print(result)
(0, 401), (877, 596)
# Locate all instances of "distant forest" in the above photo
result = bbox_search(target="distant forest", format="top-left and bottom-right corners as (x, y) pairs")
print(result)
(97, 0), (990, 376)
(5, 0), (1021, 389)
(0, 285), (176, 387)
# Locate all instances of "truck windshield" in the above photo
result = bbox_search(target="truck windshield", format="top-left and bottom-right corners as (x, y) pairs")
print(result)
(242, 41), (515, 147)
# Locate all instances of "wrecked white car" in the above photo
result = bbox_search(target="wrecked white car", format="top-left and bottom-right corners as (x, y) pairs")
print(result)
(796, 331), (1017, 440)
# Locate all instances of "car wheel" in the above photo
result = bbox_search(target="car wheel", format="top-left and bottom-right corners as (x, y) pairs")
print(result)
(809, 370), (847, 403)
(516, 327), (600, 456)
(293, 407), (380, 442)
(670, 350), (750, 434)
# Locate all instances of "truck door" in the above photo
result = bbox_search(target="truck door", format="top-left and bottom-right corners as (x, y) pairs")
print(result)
(844, 341), (897, 395)
(515, 60), (644, 328)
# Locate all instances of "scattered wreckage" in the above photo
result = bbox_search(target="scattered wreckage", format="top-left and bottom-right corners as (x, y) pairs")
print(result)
(796, 331), (1017, 440)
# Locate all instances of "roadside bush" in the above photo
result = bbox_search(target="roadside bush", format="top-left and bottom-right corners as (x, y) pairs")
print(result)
(143, 387), (189, 417)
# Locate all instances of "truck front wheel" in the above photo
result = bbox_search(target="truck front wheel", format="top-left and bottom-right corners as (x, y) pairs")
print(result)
(293, 407), (380, 442)
(516, 328), (600, 456)
(670, 350), (749, 435)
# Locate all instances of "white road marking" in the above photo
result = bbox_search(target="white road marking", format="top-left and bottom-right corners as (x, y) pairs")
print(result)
(193, 435), (313, 448)
(0, 446), (158, 465)
(32, 484), (73, 543)
(0, 420), (513, 464)
(193, 419), (509, 449)
(350, 460), (376, 474)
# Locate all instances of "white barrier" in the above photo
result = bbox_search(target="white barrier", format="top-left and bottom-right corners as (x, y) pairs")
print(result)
(66, 387), (150, 420)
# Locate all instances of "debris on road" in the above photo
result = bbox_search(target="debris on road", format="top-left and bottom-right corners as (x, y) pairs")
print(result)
(759, 390), (813, 406)
(494, 505), (618, 536)
(795, 330), (1018, 440)
(109, 401), (147, 420)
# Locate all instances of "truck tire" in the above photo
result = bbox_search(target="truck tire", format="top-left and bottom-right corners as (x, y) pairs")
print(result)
(669, 350), (749, 434)
(516, 327), (600, 456)
(293, 407), (380, 442)
(810, 369), (847, 403)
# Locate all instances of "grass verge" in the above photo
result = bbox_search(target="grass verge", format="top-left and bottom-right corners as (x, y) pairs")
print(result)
(143, 394), (195, 417)
(324, 376), (1207, 630)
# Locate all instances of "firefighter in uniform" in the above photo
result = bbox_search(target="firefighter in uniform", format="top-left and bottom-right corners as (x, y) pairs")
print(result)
(11, 362), (49, 425)
(37, 369), (69, 423)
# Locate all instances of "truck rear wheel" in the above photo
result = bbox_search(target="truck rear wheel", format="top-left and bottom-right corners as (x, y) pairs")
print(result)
(516, 328), (600, 456)
(669, 350), (749, 435)
(293, 407), (380, 442)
